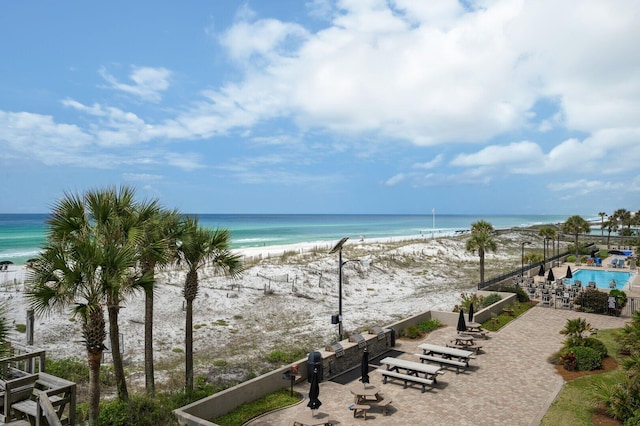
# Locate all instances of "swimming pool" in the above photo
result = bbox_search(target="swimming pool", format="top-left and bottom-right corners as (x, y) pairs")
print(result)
(569, 269), (632, 290)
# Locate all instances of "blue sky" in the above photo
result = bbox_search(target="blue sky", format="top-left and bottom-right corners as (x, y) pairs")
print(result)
(1, 0), (639, 215)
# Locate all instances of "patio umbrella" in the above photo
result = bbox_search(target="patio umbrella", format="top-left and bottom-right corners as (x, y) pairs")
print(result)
(547, 268), (555, 283)
(307, 367), (322, 411)
(565, 266), (573, 279)
(457, 309), (467, 333)
(468, 303), (474, 323)
(360, 349), (370, 386)
(538, 264), (545, 276)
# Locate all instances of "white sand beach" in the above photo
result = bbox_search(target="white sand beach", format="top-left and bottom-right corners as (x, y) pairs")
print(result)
(0, 231), (540, 388)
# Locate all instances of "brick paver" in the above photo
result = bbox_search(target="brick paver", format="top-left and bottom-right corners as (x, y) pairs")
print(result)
(247, 306), (628, 426)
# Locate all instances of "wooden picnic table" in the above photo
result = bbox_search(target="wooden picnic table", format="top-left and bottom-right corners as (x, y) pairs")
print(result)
(418, 343), (475, 361)
(292, 411), (335, 426)
(379, 357), (443, 380)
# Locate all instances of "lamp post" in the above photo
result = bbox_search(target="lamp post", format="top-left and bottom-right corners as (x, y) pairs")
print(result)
(544, 237), (551, 271)
(521, 241), (531, 277)
(329, 237), (370, 341)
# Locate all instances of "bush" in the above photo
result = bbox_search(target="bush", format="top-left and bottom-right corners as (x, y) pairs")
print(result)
(404, 325), (421, 339)
(266, 349), (306, 364)
(416, 319), (441, 333)
(98, 395), (178, 426)
(610, 289), (628, 309)
(497, 285), (530, 303)
(583, 337), (608, 359)
(576, 289), (609, 314)
(570, 346), (602, 371)
(482, 293), (502, 307)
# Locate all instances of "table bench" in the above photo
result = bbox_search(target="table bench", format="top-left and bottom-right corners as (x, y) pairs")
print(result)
(446, 341), (483, 354)
(377, 370), (433, 393)
(377, 398), (393, 416)
(350, 403), (370, 419)
(414, 353), (468, 374)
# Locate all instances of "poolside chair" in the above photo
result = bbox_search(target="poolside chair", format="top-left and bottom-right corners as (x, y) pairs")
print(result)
(595, 258), (602, 267)
(587, 281), (596, 289)
(617, 259), (625, 268)
(542, 293), (552, 307)
(561, 293), (572, 309)
(610, 258), (618, 268)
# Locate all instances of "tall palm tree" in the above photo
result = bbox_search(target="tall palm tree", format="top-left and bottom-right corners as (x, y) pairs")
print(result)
(539, 226), (557, 264)
(465, 220), (497, 287)
(177, 217), (243, 392)
(604, 218), (619, 249)
(39, 186), (151, 402)
(598, 212), (607, 237)
(561, 215), (591, 263)
(27, 218), (107, 424)
(613, 208), (631, 247)
(137, 206), (182, 396)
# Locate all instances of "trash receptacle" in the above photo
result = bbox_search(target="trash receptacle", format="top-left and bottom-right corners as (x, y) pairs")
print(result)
(388, 327), (396, 347)
(307, 351), (323, 382)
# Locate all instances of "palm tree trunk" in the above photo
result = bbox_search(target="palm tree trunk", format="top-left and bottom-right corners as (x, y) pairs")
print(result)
(108, 304), (129, 401)
(185, 298), (194, 392)
(479, 250), (485, 285)
(88, 350), (102, 425)
(144, 286), (155, 396)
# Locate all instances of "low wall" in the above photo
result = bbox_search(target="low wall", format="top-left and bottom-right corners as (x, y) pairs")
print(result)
(174, 292), (518, 425)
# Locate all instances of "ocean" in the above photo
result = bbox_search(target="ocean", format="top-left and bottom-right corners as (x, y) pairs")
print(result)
(0, 213), (578, 266)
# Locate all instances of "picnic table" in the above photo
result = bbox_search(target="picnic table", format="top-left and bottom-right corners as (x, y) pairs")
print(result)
(416, 343), (475, 374)
(349, 384), (383, 404)
(377, 357), (442, 393)
(448, 334), (483, 354)
(292, 411), (336, 426)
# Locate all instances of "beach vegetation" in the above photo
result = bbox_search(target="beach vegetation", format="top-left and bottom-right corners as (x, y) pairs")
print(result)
(481, 302), (531, 331)
(266, 348), (306, 364)
(496, 285), (529, 303)
(176, 216), (243, 393)
(465, 221), (497, 287)
(575, 289), (609, 314)
(14, 323), (26, 333)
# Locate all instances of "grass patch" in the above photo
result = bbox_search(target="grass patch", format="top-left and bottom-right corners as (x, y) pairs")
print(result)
(15, 324), (26, 333)
(481, 303), (532, 331)
(213, 319), (229, 326)
(212, 388), (302, 426)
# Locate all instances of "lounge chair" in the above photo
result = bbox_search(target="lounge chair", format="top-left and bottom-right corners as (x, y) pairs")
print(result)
(617, 259), (625, 268)
(610, 258), (618, 268)
(587, 281), (597, 289)
(595, 258), (602, 267)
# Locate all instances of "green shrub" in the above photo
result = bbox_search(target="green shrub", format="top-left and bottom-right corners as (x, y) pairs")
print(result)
(570, 346), (602, 371)
(416, 319), (441, 333)
(46, 358), (89, 384)
(15, 324), (26, 333)
(583, 337), (608, 359)
(481, 293), (502, 307)
(266, 349), (306, 364)
(497, 285), (530, 303)
(98, 395), (178, 426)
(404, 325), (421, 339)
(576, 289), (609, 314)
(610, 289), (628, 309)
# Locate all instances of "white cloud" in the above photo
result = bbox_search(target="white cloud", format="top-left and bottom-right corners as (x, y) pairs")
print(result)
(413, 154), (444, 170)
(99, 66), (171, 102)
(451, 141), (544, 168)
(384, 173), (405, 186)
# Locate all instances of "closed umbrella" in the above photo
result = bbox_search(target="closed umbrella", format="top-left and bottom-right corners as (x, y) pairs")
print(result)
(565, 266), (573, 279)
(468, 303), (474, 323)
(538, 264), (545, 276)
(457, 309), (467, 333)
(547, 268), (555, 283)
(360, 349), (370, 386)
(307, 368), (322, 412)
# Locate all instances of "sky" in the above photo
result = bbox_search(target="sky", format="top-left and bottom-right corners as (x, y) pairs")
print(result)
(1, 0), (639, 215)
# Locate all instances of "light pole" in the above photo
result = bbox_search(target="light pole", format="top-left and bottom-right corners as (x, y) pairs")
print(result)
(544, 237), (551, 270)
(329, 237), (370, 341)
(521, 241), (531, 277)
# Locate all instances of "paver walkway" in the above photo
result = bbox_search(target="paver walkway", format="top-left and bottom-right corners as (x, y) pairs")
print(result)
(247, 306), (628, 426)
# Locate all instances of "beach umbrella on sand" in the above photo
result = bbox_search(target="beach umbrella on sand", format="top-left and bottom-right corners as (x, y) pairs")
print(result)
(547, 268), (555, 283)
(468, 303), (474, 323)
(538, 264), (545, 276)
(566, 266), (573, 279)
(307, 368), (322, 412)
(360, 349), (370, 386)
(457, 309), (467, 333)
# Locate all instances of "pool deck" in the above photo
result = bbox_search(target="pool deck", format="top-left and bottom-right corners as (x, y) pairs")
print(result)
(247, 306), (629, 426)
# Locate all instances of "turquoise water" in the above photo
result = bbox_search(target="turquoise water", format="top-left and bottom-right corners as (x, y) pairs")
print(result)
(570, 269), (632, 289)
(0, 213), (571, 265)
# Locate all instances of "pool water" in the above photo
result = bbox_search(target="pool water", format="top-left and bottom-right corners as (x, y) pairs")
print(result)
(569, 269), (632, 290)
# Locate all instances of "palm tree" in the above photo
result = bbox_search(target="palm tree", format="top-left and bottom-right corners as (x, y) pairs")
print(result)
(39, 186), (152, 402)
(137, 206), (182, 396)
(598, 212), (607, 237)
(539, 226), (557, 265)
(177, 217), (243, 392)
(604, 218), (619, 249)
(465, 220), (497, 287)
(561, 215), (591, 263)
(0, 303), (10, 359)
(26, 219), (107, 424)
(613, 208), (631, 247)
